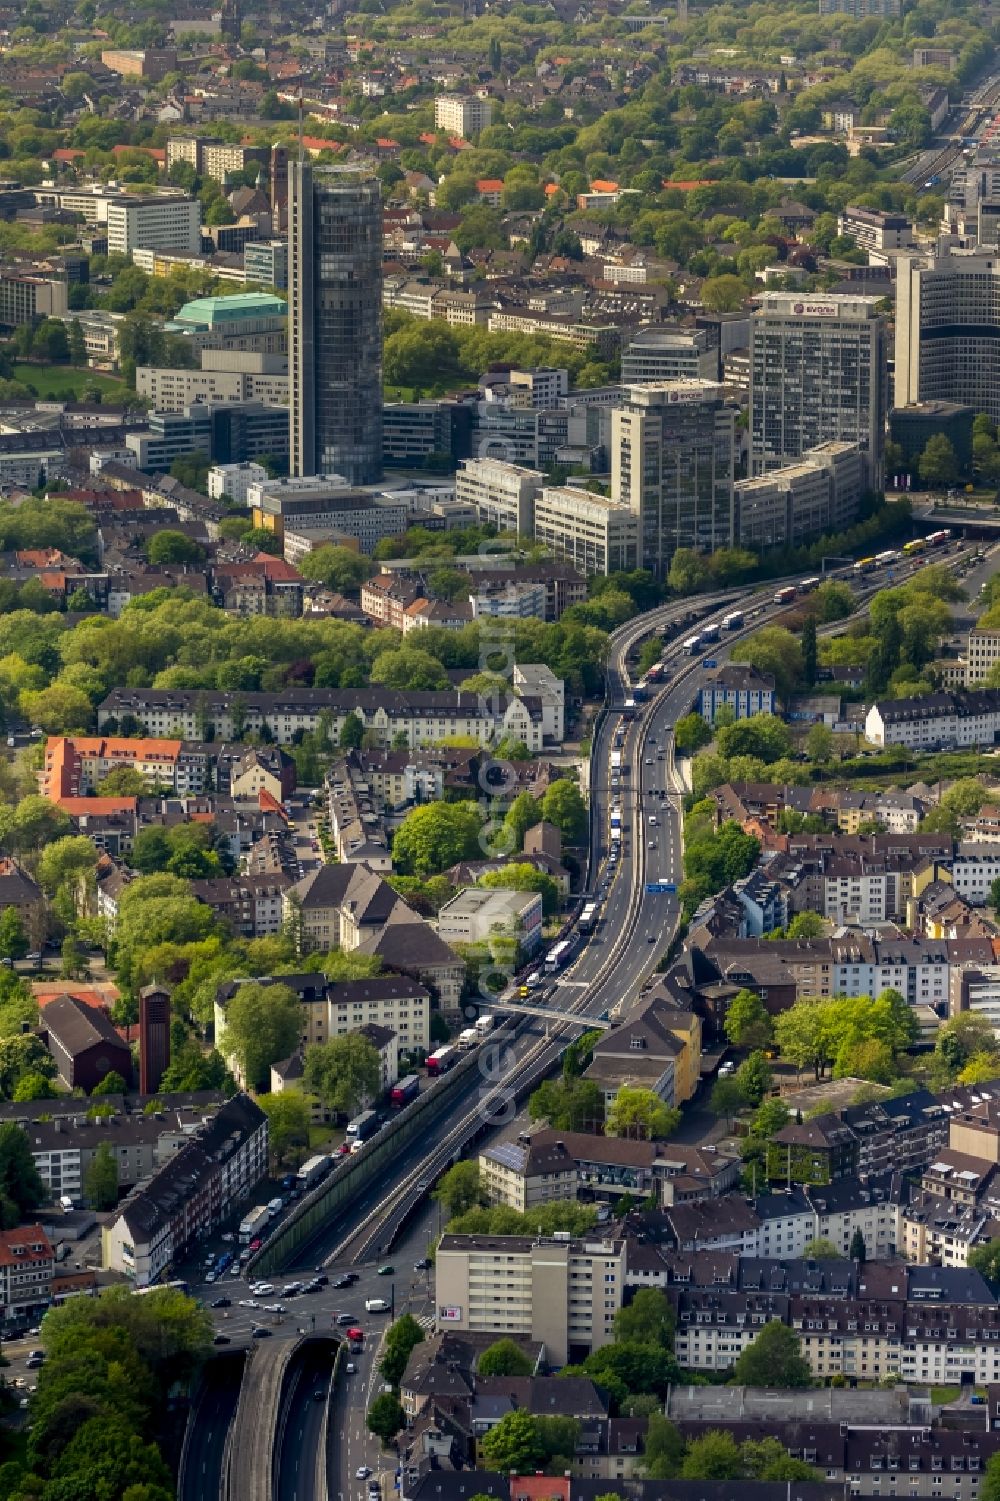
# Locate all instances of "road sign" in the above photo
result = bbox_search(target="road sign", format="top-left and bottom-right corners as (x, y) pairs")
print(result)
(646, 881), (677, 894)
(702, 658), (717, 669)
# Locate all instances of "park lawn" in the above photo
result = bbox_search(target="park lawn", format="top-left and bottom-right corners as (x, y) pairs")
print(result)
(12, 362), (132, 401)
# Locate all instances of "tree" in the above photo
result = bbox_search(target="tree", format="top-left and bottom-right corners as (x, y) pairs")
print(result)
(380, 1313), (425, 1387)
(674, 713), (713, 756)
(937, 1012), (1000, 1077)
(614, 1289), (675, 1349)
(12, 1070), (54, 1102)
(540, 780), (587, 845)
(710, 1074), (746, 1125)
(850, 1228), (867, 1263)
(480, 1409), (543, 1472)
(730, 627), (803, 698)
(92, 1070), (127, 1097)
(68, 317), (87, 364)
(724, 989), (772, 1049)
(786, 910), (824, 940)
(503, 792), (543, 854)
(83, 1141), (119, 1210)
(804, 721), (834, 764)
(479, 863), (560, 918)
(802, 1237), (842, 1260)
(606, 1086), (680, 1141)
(367, 1392), (405, 1446)
(802, 615), (817, 689)
(220, 981), (301, 1091)
(19, 682), (93, 734)
(644, 1412), (686, 1479)
(735, 1050), (772, 1107)
(700, 274), (750, 313)
(732, 1319), (812, 1388)
(667, 548), (709, 595)
(392, 802), (483, 876)
(0, 908), (27, 963)
(681, 1430), (743, 1481)
(477, 1338), (534, 1377)
(147, 530), (204, 565)
(918, 433), (959, 488)
(0, 1121), (45, 1224)
(434, 1161), (485, 1217)
(258, 1092), (310, 1167)
(339, 712), (364, 750)
(302, 1033), (381, 1117)
(980, 1452), (1000, 1501)
(370, 647), (450, 692)
(297, 545), (371, 594)
(969, 1239), (1000, 1285)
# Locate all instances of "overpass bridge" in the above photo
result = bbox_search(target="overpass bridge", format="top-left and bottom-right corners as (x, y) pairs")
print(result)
(489, 997), (613, 1028)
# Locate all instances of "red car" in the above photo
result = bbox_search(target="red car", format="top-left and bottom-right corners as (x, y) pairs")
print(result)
(249, 1238), (262, 1251)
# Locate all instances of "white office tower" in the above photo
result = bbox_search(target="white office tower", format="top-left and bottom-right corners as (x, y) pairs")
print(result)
(611, 381), (735, 577)
(896, 245), (1000, 424)
(750, 292), (886, 489)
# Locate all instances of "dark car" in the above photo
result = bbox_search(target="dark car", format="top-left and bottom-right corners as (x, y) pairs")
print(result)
(336, 1313), (355, 1325)
(211, 1297), (231, 1308)
(413, 1259), (431, 1271)
(333, 1276), (351, 1288)
(213, 1333), (231, 1345)
(251, 1327), (271, 1339)
(314, 1273), (329, 1286)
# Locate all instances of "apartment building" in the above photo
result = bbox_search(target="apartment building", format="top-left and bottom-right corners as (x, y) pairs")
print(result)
(218, 970), (431, 1065)
(698, 666), (776, 723)
(866, 690), (1000, 750)
(250, 480), (407, 550)
(0, 1226), (54, 1326)
(435, 1233), (626, 1364)
(24, 1104), (211, 1200)
(434, 94), (493, 136)
(107, 196), (201, 257)
(98, 686), (544, 753)
(533, 487), (640, 576)
(454, 458), (543, 535)
(103, 1093), (268, 1285)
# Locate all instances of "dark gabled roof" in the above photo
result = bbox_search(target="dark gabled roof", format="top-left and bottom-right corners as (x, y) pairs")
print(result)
(43, 993), (130, 1058)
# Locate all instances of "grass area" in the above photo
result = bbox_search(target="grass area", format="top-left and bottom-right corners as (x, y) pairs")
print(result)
(930, 1385), (986, 1404)
(12, 362), (132, 402)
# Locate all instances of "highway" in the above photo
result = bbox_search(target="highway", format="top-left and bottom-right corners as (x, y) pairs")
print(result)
(275, 1342), (335, 1501)
(179, 1352), (245, 1501)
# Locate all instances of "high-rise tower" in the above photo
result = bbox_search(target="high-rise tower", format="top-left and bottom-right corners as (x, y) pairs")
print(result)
(288, 161), (383, 484)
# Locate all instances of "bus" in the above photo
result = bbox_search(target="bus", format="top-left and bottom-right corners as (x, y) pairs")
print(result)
(426, 1046), (457, 1075)
(579, 901), (599, 932)
(133, 1280), (190, 1296)
(799, 576), (820, 593)
(722, 610), (744, 630)
(774, 586), (796, 604)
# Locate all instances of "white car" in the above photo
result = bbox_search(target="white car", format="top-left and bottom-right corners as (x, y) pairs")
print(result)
(356, 1467), (372, 1480)
(251, 1282), (274, 1295)
(238, 1299), (260, 1309)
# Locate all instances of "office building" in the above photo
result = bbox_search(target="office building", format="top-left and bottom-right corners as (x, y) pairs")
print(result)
(611, 382), (735, 576)
(436, 888), (543, 954)
(734, 441), (864, 551)
(818, 0), (899, 13)
(896, 247), (1000, 424)
(136, 350), (289, 410)
(138, 984), (170, 1095)
(382, 400), (473, 468)
(0, 270), (68, 328)
(244, 239), (288, 289)
(106, 196), (201, 258)
(125, 400), (289, 472)
(435, 1233), (625, 1364)
(249, 478), (407, 551)
(621, 326), (717, 384)
(101, 46), (177, 79)
(837, 206), (913, 253)
(750, 293), (887, 488)
(434, 94), (493, 137)
(288, 161), (382, 486)
(889, 401), (974, 484)
(534, 486), (640, 576)
(455, 457), (543, 534)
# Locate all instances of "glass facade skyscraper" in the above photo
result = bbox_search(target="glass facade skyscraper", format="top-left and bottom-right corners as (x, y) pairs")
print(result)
(288, 161), (383, 484)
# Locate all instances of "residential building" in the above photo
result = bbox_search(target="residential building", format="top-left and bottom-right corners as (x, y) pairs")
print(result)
(865, 690), (1000, 750)
(895, 247), (1000, 423)
(436, 888), (544, 955)
(434, 95), (493, 137)
(103, 1093), (268, 1285)
(207, 460), (270, 505)
(455, 458), (543, 535)
(513, 665), (564, 743)
(611, 382), (736, 576)
(98, 685), (544, 753)
(288, 161), (382, 485)
(698, 666), (776, 722)
(107, 196), (201, 258)
(0, 1226), (54, 1326)
(750, 293), (887, 488)
(434, 1234), (626, 1364)
(534, 486), (640, 576)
